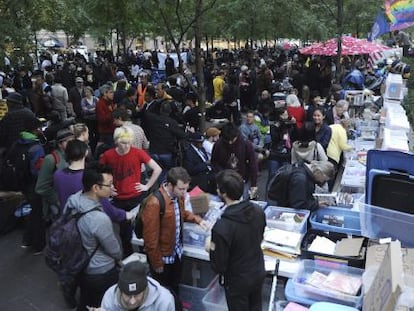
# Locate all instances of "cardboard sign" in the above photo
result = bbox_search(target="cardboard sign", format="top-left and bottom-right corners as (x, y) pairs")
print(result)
(363, 241), (403, 311)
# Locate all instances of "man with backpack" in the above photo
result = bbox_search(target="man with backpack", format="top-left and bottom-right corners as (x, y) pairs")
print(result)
(267, 160), (335, 211)
(139, 167), (208, 309)
(0, 92), (38, 149)
(60, 163), (122, 310)
(35, 127), (74, 221)
(1, 118), (46, 254)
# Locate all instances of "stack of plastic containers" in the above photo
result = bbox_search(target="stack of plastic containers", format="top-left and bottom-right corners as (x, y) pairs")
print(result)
(202, 276), (274, 310)
(179, 258), (217, 311)
(288, 260), (364, 309)
(381, 74), (410, 152)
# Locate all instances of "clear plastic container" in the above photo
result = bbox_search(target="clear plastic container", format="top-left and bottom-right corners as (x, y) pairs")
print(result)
(251, 200), (268, 210)
(357, 201), (414, 248)
(292, 260), (364, 308)
(179, 258), (217, 311)
(202, 276), (273, 310)
(265, 206), (310, 234)
(183, 223), (209, 248)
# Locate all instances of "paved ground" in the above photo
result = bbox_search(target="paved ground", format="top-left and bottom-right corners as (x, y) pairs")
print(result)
(0, 225), (69, 311)
(0, 166), (272, 310)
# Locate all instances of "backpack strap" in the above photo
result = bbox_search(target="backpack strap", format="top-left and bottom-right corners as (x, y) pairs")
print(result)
(51, 150), (60, 166)
(152, 189), (166, 218)
(75, 207), (102, 260)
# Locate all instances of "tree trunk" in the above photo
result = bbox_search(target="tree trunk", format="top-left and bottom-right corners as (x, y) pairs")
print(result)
(336, 0), (344, 82)
(34, 32), (40, 69)
(205, 35), (209, 55)
(195, 0), (206, 132)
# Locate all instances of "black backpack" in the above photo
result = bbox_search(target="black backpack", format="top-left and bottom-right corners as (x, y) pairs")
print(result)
(0, 141), (38, 191)
(266, 164), (296, 206)
(134, 189), (165, 239)
(44, 207), (100, 296)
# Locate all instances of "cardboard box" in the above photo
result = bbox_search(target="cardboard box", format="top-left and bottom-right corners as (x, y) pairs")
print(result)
(190, 193), (210, 215)
(363, 241), (411, 311)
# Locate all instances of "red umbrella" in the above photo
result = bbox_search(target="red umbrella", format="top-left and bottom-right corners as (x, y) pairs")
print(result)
(299, 36), (390, 56)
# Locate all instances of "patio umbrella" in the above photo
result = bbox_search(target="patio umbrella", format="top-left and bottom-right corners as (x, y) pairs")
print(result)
(299, 36), (390, 56)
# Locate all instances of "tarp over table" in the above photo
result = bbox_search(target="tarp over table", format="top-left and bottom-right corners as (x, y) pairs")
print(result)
(299, 36), (391, 56)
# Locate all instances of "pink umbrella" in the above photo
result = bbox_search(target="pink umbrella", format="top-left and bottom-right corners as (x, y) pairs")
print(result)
(299, 36), (390, 56)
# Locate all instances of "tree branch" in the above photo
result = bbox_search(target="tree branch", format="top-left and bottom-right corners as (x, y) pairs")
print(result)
(175, 0), (185, 35)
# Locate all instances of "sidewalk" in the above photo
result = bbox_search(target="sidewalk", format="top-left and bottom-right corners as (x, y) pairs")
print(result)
(0, 227), (69, 310)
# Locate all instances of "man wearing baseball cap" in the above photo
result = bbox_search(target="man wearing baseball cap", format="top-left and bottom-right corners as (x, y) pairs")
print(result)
(98, 261), (175, 311)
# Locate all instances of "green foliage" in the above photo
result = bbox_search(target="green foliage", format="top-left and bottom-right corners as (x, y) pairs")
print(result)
(402, 57), (414, 128)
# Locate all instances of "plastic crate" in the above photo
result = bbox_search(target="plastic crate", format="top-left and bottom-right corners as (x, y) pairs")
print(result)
(179, 258), (217, 311)
(357, 201), (414, 248)
(251, 200), (268, 210)
(183, 223), (209, 249)
(310, 207), (361, 236)
(301, 229), (367, 268)
(292, 260), (364, 308)
(265, 206), (310, 234)
(310, 302), (359, 311)
(284, 279), (316, 306)
(202, 276), (273, 310)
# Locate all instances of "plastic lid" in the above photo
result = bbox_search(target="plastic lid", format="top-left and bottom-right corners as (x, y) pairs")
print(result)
(310, 302), (358, 311)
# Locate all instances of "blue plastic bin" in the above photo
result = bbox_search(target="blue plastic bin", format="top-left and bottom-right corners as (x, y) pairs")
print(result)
(284, 279), (316, 306)
(292, 260), (364, 309)
(310, 207), (361, 236)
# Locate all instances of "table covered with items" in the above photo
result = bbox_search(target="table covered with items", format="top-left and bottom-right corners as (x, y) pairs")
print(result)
(129, 72), (414, 310)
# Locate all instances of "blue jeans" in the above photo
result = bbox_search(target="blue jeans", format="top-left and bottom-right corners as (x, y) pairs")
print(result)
(151, 153), (175, 184)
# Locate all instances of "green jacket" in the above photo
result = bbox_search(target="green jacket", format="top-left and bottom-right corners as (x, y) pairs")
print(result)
(35, 148), (68, 207)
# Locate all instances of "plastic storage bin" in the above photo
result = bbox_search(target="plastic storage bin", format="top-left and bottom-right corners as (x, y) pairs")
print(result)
(179, 258), (217, 311)
(310, 207), (361, 236)
(265, 206), (310, 233)
(251, 200), (268, 210)
(202, 276), (273, 310)
(183, 223), (209, 248)
(301, 229), (367, 268)
(285, 278), (317, 306)
(384, 73), (404, 100)
(357, 201), (414, 248)
(292, 260), (364, 308)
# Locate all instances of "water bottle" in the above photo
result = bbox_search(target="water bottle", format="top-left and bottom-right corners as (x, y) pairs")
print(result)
(14, 203), (32, 217)
(184, 192), (193, 212)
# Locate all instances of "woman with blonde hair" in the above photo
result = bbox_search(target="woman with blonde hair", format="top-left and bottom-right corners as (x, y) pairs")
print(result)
(326, 118), (353, 190)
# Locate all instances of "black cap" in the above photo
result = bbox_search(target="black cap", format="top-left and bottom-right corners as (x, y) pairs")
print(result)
(188, 132), (204, 143)
(6, 92), (23, 105)
(118, 261), (148, 295)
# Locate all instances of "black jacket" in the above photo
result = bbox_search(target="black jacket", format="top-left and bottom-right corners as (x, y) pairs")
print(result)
(210, 200), (266, 294)
(146, 112), (186, 154)
(269, 163), (318, 211)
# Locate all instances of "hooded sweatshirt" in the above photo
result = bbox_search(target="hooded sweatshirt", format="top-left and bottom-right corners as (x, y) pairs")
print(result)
(101, 277), (175, 311)
(65, 191), (122, 274)
(291, 140), (328, 164)
(210, 200), (266, 294)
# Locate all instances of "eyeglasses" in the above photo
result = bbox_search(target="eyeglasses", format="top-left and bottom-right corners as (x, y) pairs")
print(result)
(97, 183), (113, 188)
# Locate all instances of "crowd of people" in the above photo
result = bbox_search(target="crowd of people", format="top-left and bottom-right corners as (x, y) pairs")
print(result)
(0, 42), (407, 310)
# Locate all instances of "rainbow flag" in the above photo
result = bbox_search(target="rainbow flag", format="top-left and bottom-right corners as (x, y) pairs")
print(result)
(385, 0), (414, 30)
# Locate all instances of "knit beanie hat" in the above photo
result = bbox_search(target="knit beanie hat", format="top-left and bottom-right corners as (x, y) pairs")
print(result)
(118, 261), (148, 295)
